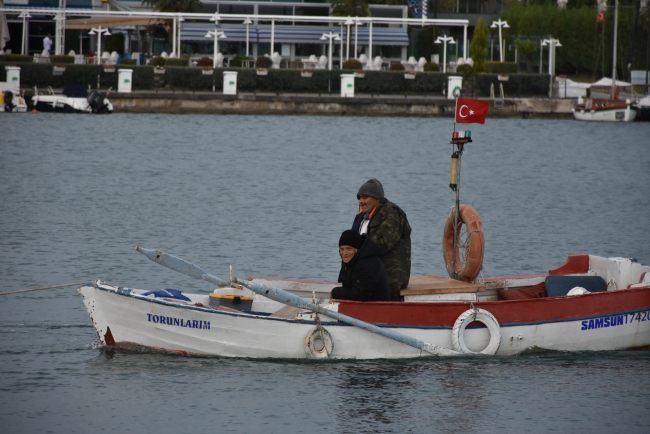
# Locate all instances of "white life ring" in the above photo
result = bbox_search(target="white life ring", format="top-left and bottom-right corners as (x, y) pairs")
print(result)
(304, 327), (334, 358)
(451, 308), (501, 355)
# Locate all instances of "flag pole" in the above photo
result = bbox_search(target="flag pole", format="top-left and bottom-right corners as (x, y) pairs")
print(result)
(451, 96), (462, 279)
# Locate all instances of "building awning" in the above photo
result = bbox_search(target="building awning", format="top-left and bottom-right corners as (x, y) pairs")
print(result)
(181, 23), (409, 46)
(181, 23), (255, 43)
(66, 17), (165, 30)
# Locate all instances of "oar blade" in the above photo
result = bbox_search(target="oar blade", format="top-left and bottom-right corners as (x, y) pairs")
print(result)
(135, 246), (228, 287)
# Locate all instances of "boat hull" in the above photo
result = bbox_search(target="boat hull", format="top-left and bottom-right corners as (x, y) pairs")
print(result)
(79, 281), (650, 359)
(32, 95), (113, 114)
(572, 105), (637, 122)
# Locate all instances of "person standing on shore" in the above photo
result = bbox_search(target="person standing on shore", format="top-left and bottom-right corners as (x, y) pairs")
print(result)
(43, 34), (52, 55)
(351, 178), (411, 301)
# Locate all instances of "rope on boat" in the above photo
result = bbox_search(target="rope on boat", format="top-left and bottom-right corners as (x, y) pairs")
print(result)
(0, 281), (88, 296)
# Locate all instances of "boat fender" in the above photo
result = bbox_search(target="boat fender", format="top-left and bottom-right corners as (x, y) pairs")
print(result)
(304, 327), (333, 358)
(442, 204), (485, 282)
(567, 286), (590, 296)
(451, 308), (501, 355)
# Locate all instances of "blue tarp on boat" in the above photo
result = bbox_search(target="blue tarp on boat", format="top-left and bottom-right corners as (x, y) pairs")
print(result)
(143, 289), (192, 302)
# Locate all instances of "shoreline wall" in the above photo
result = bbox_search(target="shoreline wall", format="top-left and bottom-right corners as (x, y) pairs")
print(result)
(109, 93), (574, 117)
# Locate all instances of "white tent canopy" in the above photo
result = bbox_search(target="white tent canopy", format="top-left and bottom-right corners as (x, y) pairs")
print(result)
(591, 77), (632, 87)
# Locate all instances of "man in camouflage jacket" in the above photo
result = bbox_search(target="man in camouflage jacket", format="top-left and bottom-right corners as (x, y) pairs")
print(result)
(352, 179), (412, 300)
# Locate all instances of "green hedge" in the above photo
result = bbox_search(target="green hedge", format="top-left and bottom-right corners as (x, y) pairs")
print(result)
(50, 55), (75, 65)
(0, 54), (33, 63)
(0, 63), (551, 96)
(0, 63), (154, 90)
(165, 58), (189, 67)
(484, 62), (518, 74)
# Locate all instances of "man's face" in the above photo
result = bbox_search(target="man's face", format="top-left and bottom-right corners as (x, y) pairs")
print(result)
(358, 195), (379, 214)
(339, 246), (357, 264)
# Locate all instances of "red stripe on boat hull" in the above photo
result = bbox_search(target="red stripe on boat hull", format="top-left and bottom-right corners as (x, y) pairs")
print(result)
(336, 287), (650, 327)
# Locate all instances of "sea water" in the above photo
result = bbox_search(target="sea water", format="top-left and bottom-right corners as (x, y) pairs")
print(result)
(0, 114), (649, 433)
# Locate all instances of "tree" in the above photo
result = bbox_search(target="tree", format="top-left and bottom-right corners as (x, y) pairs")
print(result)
(329, 0), (371, 17)
(143, 0), (202, 54)
(143, 0), (201, 13)
(516, 39), (537, 73)
(470, 17), (488, 73)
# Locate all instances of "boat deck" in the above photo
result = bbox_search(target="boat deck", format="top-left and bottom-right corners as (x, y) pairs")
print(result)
(401, 275), (485, 296)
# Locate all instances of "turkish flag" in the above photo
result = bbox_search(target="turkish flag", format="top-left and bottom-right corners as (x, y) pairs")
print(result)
(455, 98), (490, 124)
(597, 11), (605, 23)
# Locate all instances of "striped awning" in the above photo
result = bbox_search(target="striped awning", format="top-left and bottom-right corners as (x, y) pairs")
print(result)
(181, 23), (256, 43)
(66, 17), (164, 30)
(181, 23), (408, 46)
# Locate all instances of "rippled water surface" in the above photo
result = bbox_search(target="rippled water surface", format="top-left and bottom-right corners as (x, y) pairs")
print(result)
(1, 114), (649, 433)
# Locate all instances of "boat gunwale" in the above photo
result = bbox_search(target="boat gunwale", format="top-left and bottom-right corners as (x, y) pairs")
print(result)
(83, 281), (650, 329)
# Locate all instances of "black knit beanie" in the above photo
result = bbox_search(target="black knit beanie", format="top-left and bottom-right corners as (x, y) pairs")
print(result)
(339, 230), (364, 249)
(357, 178), (385, 200)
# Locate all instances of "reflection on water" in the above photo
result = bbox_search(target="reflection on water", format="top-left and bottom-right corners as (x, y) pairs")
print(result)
(0, 114), (649, 433)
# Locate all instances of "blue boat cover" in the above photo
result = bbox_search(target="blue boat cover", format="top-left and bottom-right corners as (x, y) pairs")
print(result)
(143, 288), (192, 302)
(62, 84), (88, 98)
(545, 276), (608, 297)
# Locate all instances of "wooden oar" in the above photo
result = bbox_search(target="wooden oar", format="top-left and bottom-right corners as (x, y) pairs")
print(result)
(136, 246), (459, 357)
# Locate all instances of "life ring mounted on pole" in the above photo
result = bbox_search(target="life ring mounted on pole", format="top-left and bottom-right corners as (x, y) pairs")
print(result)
(442, 204), (484, 283)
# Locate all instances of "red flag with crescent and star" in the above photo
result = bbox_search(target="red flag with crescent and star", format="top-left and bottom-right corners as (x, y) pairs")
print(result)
(455, 98), (490, 124)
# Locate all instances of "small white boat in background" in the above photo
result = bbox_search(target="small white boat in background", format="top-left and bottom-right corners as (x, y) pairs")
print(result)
(572, 96), (637, 122)
(0, 90), (28, 113)
(32, 85), (113, 114)
(633, 95), (650, 121)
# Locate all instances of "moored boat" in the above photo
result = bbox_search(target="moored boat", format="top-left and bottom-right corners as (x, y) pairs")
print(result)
(0, 90), (28, 112)
(572, 97), (637, 122)
(78, 253), (650, 359)
(633, 95), (650, 121)
(32, 84), (113, 114)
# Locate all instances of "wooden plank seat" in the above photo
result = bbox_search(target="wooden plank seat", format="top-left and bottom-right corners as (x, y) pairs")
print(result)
(401, 275), (485, 296)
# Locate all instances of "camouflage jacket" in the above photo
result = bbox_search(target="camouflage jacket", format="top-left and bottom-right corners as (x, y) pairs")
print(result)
(353, 198), (411, 299)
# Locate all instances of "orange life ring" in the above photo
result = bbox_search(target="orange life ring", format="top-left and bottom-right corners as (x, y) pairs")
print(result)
(442, 204), (484, 282)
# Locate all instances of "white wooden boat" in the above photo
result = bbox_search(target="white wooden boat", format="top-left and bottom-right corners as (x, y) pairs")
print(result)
(32, 85), (113, 114)
(572, 97), (637, 122)
(78, 252), (650, 359)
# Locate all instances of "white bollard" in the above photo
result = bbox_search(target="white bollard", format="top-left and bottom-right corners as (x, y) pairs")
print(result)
(447, 75), (463, 99)
(223, 71), (238, 95)
(5, 66), (21, 91)
(118, 69), (133, 93)
(341, 74), (355, 98)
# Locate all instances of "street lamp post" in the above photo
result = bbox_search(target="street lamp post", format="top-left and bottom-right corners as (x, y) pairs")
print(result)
(541, 38), (561, 98)
(243, 18), (252, 58)
(177, 17), (184, 58)
(354, 18), (362, 59)
(19, 12), (31, 55)
(344, 17), (353, 61)
(490, 19), (509, 62)
(320, 32), (341, 71)
(88, 27), (111, 65)
(434, 35), (456, 73)
(205, 29), (227, 69)
(54, 13), (66, 55)
(339, 22), (344, 69)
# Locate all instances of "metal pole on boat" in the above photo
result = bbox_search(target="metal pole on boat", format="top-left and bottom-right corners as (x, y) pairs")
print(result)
(449, 124), (472, 280)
